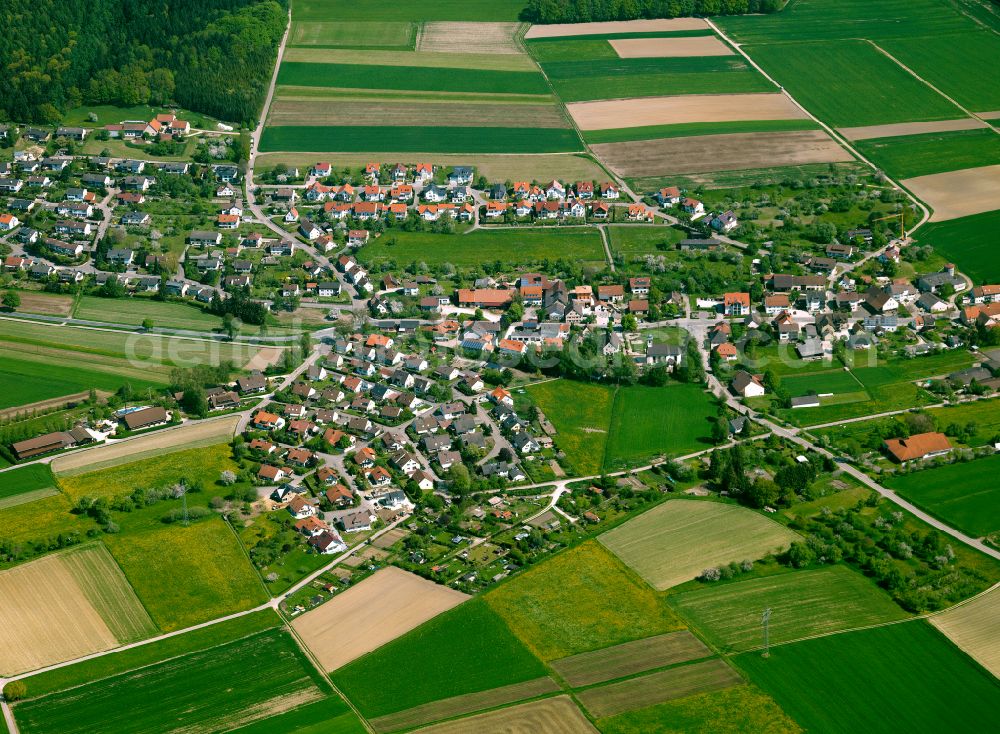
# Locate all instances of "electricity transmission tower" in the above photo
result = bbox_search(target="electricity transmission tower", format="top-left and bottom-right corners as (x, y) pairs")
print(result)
(761, 607), (772, 658)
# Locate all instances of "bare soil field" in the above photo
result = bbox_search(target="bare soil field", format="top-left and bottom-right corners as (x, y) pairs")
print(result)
(976, 110), (1000, 118)
(268, 98), (568, 128)
(903, 163), (1000, 221)
(575, 659), (742, 718)
(13, 291), (74, 316)
(419, 22), (524, 55)
(839, 118), (987, 141)
(292, 567), (468, 672)
(568, 93), (806, 130)
(411, 695), (598, 734)
(51, 415), (240, 476)
(930, 586), (1000, 678)
(0, 545), (154, 675)
(526, 18), (708, 38)
(372, 527), (409, 550)
(370, 677), (560, 733)
(256, 152), (606, 181)
(243, 346), (285, 371)
(610, 36), (733, 58)
(282, 46), (536, 71)
(550, 630), (711, 688)
(593, 130), (852, 178)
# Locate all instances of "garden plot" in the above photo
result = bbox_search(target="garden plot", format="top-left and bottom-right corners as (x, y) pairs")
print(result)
(593, 130), (852, 178)
(419, 22), (524, 54)
(567, 93), (805, 130)
(293, 566), (468, 671)
(903, 164), (1000, 221)
(610, 36), (733, 58)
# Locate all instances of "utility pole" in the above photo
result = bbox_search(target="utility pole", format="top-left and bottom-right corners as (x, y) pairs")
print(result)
(762, 607), (772, 658)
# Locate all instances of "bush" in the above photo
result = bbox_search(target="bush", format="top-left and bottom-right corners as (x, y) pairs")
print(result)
(4, 680), (27, 701)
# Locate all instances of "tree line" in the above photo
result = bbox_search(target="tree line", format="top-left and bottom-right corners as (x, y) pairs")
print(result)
(521, 0), (783, 23)
(0, 0), (286, 125)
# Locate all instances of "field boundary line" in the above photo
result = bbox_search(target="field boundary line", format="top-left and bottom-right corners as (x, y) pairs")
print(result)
(865, 40), (999, 134)
(706, 19), (932, 236)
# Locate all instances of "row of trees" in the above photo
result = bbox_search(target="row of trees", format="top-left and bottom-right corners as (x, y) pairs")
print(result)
(0, 0), (287, 124)
(521, 0), (783, 23)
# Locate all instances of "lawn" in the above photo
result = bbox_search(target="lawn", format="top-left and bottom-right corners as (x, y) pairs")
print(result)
(292, 0), (523, 22)
(585, 119), (818, 145)
(74, 295), (223, 331)
(485, 541), (685, 660)
(0, 465), (57, 505)
(0, 354), (162, 409)
(331, 598), (548, 719)
(880, 31), (1000, 112)
(103, 519), (268, 632)
(57, 442), (239, 501)
(595, 684), (801, 734)
(600, 499), (800, 590)
(13, 628), (330, 734)
(19, 609), (281, 699)
(914, 210), (1000, 284)
(276, 62), (549, 95)
(526, 379), (615, 476)
(735, 621), (1000, 733)
(744, 40), (963, 127)
(607, 225), (686, 254)
(669, 566), (908, 653)
(357, 228), (606, 268)
(884, 454), (1000, 537)
(604, 384), (716, 469)
(855, 128), (1000, 179)
(260, 125), (581, 153)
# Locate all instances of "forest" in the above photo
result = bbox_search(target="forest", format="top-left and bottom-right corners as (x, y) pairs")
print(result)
(0, 0), (286, 125)
(521, 0), (783, 23)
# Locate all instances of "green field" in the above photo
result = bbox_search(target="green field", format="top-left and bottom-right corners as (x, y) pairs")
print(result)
(585, 119), (819, 145)
(230, 696), (366, 734)
(596, 684), (802, 734)
(260, 125), (581, 153)
(670, 566), (908, 653)
(276, 62), (549, 95)
(735, 621), (1000, 733)
(915, 210), (1000, 284)
(20, 610), (281, 699)
(331, 598), (547, 719)
(104, 519), (267, 631)
(607, 225), (687, 254)
(0, 354), (162, 409)
(292, 0), (523, 22)
(855, 128), (1000, 179)
(884, 454), (1000, 537)
(880, 32), (1000, 112)
(486, 541), (684, 661)
(57, 442), (239, 500)
(289, 21), (416, 49)
(541, 56), (774, 102)
(780, 369), (862, 398)
(13, 628), (331, 734)
(526, 380), (716, 475)
(744, 40), (962, 127)
(600, 500), (800, 590)
(357, 228), (606, 268)
(74, 296), (223, 332)
(0, 465), (57, 506)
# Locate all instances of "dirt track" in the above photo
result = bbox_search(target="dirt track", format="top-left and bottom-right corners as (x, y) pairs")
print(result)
(568, 94), (805, 130)
(838, 118), (986, 141)
(610, 36), (732, 58)
(903, 163), (1000, 221)
(593, 130), (852, 177)
(292, 567), (467, 671)
(525, 18), (707, 38)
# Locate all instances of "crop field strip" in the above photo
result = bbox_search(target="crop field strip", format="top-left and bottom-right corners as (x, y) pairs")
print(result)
(288, 21), (417, 50)
(550, 630), (712, 687)
(583, 119), (820, 145)
(292, 0), (524, 23)
(0, 544), (154, 676)
(901, 163), (1000, 222)
(409, 696), (598, 734)
(281, 46), (538, 71)
(267, 98), (571, 128)
(12, 628), (331, 734)
(0, 353), (163, 409)
(930, 585), (1000, 679)
(260, 126), (582, 154)
(734, 621), (1000, 734)
(228, 696), (367, 734)
(369, 677), (561, 733)
(853, 128), (1000, 179)
(837, 118), (988, 142)
(567, 93), (805, 131)
(575, 658), (744, 719)
(669, 566), (910, 653)
(913, 210), (1000, 283)
(599, 500), (800, 591)
(0, 464), (58, 508)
